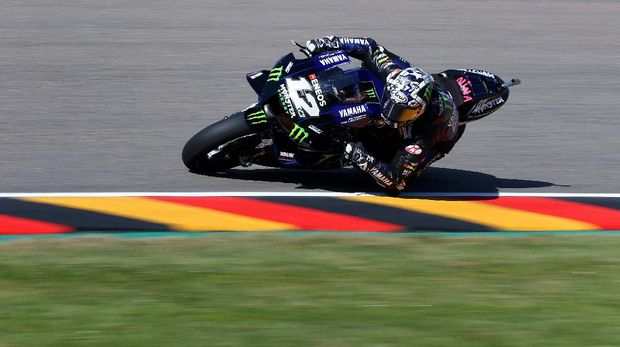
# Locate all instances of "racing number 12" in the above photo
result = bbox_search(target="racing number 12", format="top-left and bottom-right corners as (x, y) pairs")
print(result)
(285, 77), (320, 118)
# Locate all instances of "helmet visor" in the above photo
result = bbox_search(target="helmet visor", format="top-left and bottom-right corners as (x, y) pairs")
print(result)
(383, 99), (424, 126)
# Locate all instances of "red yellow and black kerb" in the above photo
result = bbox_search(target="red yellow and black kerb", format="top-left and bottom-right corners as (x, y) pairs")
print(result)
(1, 196), (619, 235)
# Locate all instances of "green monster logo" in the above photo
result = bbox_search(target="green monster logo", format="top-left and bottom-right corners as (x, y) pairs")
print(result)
(246, 109), (267, 125)
(440, 92), (452, 108)
(366, 87), (377, 99)
(268, 66), (283, 82)
(289, 124), (309, 143)
(423, 84), (432, 101)
(376, 55), (389, 65)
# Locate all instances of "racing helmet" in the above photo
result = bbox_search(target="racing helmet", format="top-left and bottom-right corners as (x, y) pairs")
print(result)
(382, 67), (434, 128)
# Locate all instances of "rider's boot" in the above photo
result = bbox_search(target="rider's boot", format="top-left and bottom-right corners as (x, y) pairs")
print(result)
(344, 142), (397, 190)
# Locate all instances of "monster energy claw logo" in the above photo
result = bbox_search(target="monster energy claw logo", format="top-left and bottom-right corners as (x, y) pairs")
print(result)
(376, 55), (389, 65)
(268, 66), (283, 82)
(246, 109), (267, 125)
(366, 87), (377, 99)
(423, 85), (432, 101)
(289, 124), (309, 143)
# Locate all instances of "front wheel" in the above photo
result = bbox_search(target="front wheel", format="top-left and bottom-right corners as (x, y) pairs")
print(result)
(182, 112), (258, 173)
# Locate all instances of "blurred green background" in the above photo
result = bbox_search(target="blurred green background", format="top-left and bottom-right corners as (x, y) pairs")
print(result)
(1, 234), (619, 346)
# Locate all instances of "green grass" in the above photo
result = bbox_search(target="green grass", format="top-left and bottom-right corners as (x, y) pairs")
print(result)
(1, 233), (620, 346)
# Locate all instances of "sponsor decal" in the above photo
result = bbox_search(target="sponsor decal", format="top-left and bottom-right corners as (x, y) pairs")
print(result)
(369, 167), (393, 187)
(421, 84), (433, 106)
(268, 66), (283, 82)
(459, 69), (495, 78)
(365, 87), (377, 99)
(289, 124), (309, 143)
(338, 105), (368, 118)
(342, 114), (367, 124)
(376, 54), (389, 65)
(456, 76), (473, 103)
(278, 151), (297, 164)
(285, 62), (294, 73)
(308, 124), (323, 134)
(317, 52), (350, 67)
(391, 91), (408, 103)
(248, 72), (263, 80)
(245, 109), (267, 126)
(279, 151), (294, 159)
(405, 144), (423, 155)
(337, 37), (370, 46)
(308, 74), (327, 107)
(422, 84), (432, 102)
(285, 77), (320, 118)
(470, 96), (504, 115)
(278, 84), (297, 118)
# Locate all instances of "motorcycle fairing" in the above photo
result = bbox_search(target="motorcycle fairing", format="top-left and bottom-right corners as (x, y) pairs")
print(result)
(434, 69), (510, 123)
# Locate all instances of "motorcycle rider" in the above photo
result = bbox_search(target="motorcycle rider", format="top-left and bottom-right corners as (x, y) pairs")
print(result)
(305, 36), (461, 193)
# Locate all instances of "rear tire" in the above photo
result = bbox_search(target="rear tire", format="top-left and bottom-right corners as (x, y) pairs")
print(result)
(182, 112), (256, 173)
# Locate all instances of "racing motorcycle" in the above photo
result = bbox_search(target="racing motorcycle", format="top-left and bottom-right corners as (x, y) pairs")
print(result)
(182, 41), (520, 182)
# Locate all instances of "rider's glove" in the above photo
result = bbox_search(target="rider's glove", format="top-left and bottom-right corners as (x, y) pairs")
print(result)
(392, 145), (422, 191)
(344, 142), (375, 172)
(305, 36), (340, 55)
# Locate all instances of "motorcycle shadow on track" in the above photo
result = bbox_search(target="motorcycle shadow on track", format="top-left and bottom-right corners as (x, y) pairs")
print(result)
(205, 167), (560, 194)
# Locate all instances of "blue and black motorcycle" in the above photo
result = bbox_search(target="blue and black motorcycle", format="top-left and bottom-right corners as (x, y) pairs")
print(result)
(182, 41), (520, 175)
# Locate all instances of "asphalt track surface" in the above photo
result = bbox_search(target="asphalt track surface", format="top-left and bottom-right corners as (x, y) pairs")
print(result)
(1, 0), (619, 194)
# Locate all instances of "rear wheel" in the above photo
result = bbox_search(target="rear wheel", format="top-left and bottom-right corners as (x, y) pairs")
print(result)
(182, 112), (258, 173)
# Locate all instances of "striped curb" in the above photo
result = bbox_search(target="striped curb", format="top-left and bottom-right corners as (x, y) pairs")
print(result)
(1, 194), (619, 235)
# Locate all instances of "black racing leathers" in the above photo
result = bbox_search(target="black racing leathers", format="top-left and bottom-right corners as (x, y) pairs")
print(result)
(310, 36), (461, 191)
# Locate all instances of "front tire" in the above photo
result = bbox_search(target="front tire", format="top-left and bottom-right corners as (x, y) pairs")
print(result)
(182, 112), (256, 173)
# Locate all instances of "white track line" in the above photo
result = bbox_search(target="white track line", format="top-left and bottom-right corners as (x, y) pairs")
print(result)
(0, 192), (619, 198)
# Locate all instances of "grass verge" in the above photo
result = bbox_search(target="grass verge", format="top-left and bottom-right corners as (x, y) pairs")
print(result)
(1, 233), (619, 346)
